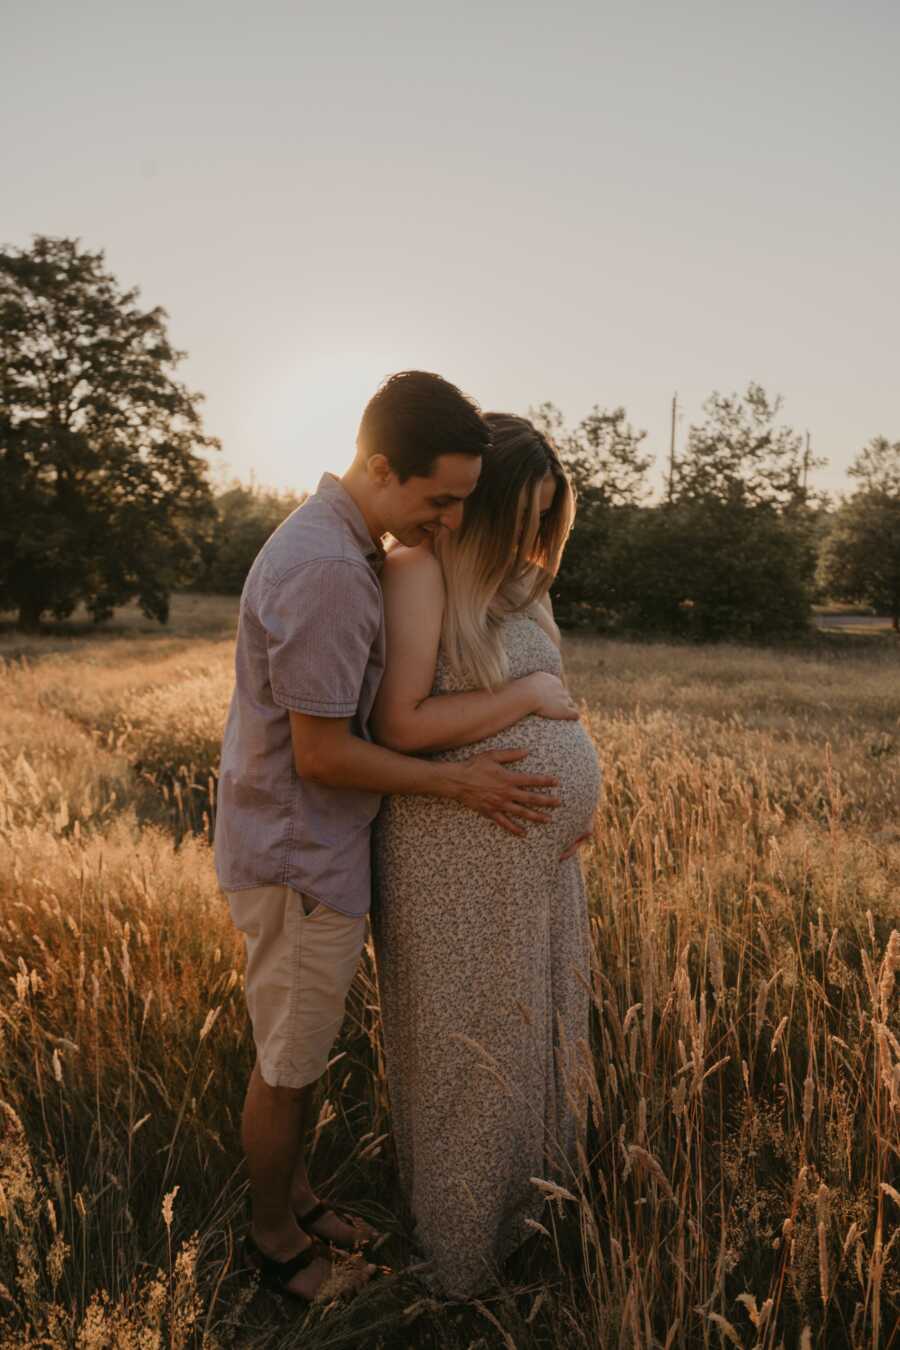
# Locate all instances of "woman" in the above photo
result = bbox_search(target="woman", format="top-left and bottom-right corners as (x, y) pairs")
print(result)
(371, 413), (601, 1296)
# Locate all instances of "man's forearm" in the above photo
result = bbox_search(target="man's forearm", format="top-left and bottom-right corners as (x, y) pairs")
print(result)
(299, 731), (463, 798)
(375, 679), (535, 754)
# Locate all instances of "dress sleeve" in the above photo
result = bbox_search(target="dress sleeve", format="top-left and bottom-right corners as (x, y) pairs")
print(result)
(257, 558), (381, 717)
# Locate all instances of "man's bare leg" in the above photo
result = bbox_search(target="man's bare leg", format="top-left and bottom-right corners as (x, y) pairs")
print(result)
(287, 1079), (379, 1247)
(242, 1061), (373, 1297)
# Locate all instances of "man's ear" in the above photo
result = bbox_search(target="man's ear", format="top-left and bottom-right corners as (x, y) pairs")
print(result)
(365, 453), (394, 488)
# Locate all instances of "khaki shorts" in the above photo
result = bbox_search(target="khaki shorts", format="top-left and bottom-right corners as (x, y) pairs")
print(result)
(226, 885), (366, 1090)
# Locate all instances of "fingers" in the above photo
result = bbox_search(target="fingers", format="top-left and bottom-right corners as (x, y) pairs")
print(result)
(559, 834), (588, 859)
(489, 812), (526, 837)
(482, 752), (560, 789)
(493, 797), (555, 823)
(508, 806), (552, 823)
(512, 791), (559, 809)
(559, 833), (592, 860)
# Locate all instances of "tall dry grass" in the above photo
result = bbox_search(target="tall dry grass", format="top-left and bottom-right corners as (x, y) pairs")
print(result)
(0, 598), (897, 1348)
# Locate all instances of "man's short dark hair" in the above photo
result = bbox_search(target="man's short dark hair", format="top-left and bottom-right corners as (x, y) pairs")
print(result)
(357, 371), (490, 481)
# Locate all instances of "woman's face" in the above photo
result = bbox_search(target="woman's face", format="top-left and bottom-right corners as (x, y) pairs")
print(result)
(537, 471), (557, 516)
(515, 470), (557, 549)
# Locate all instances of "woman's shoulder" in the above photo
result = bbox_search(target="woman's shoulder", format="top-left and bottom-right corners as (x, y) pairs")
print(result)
(384, 540), (441, 571)
(382, 543), (446, 600)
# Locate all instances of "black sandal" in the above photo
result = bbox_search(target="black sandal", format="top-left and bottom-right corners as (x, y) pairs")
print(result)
(296, 1200), (372, 1250)
(242, 1231), (324, 1301)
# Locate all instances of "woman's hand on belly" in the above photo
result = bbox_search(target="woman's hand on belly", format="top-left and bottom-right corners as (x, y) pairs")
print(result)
(528, 673), (581, 722)
(559, 830), (593, 861)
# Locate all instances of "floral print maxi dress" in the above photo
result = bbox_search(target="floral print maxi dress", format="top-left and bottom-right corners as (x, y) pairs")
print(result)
(371, 611), (601, 1296)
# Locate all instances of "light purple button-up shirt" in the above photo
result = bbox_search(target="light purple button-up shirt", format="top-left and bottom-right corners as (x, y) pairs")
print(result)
(214, 474), (386, 916)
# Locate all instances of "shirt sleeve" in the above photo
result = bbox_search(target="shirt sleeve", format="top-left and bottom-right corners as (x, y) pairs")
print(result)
(258, 558), (381, 716)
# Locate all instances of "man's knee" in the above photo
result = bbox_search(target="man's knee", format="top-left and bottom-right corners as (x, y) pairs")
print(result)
(250, 1059), (312, 1104)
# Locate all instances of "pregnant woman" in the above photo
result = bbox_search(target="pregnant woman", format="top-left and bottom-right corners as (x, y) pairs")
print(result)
(371, 413), (601, 1296)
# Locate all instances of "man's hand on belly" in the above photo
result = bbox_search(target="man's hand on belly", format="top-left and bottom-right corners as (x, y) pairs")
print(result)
(446, 748), (561, 837)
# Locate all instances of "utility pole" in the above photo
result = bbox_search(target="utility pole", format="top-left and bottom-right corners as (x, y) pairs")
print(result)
(802, 431), (810, 498)
(668, 392), (678, 502)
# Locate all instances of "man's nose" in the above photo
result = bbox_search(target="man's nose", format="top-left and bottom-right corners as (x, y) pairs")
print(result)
(439, 501), (465, 531)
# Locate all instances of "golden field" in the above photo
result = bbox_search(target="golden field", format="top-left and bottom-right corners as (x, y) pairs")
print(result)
(0, 595), (898, 1349)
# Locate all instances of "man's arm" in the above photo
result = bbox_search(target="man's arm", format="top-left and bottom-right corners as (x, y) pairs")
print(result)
(371, 547), (578, 754)
(261, 552), (560, 835)
(289, 712), (560, 836)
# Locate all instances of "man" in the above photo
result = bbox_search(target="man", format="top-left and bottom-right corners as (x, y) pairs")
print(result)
(215, 370), (565, 1301)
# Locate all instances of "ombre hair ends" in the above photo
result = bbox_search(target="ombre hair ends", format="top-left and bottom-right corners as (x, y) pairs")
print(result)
(434, 413), (574, 690)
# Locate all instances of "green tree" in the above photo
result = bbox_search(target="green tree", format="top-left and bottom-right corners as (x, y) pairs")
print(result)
(196, 481), (307, 593)
(674, 382), (823, 509)
(625, 499), (816, 640)
(819, 438), (900, 630)
(0, 235), (218, 630)
(532, 388), (821, 639)
(531, 402), (651, 627)
(845, 434), (900, 495)
(532, 401), (652, 508)
(648, 383), (821, 638)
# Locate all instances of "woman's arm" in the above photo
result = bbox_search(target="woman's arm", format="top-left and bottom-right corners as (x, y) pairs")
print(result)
(371, 548), (575, 754)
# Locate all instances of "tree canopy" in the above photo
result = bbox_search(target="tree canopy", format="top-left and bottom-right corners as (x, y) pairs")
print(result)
(674, 382), (824, 511)
(196, 482), (307, 594)
(531, 402), (651, 628)
(846, 435), (900, 496)
(820, 437), (900, 630)
(532, 401), (652, 508)
(532, 389), (820, 639)
(0, 235), (218, 629)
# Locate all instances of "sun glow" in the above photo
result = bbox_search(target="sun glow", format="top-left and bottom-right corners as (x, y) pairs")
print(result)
(248, 352), (420, 494)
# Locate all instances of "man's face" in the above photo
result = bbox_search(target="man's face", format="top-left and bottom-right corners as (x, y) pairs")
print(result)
(372, 452), (482, 547)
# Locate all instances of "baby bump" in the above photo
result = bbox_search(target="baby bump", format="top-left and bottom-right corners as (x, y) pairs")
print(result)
(431, 713), (601, 849)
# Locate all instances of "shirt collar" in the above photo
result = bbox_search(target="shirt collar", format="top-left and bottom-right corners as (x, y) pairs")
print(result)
(316, 473), (386, 570)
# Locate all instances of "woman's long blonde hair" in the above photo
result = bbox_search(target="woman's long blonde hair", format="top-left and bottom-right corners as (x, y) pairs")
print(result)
(434, 412), (574, 689)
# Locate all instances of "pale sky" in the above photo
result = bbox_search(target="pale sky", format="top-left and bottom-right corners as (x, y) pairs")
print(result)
(3, 0), (898, 498)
